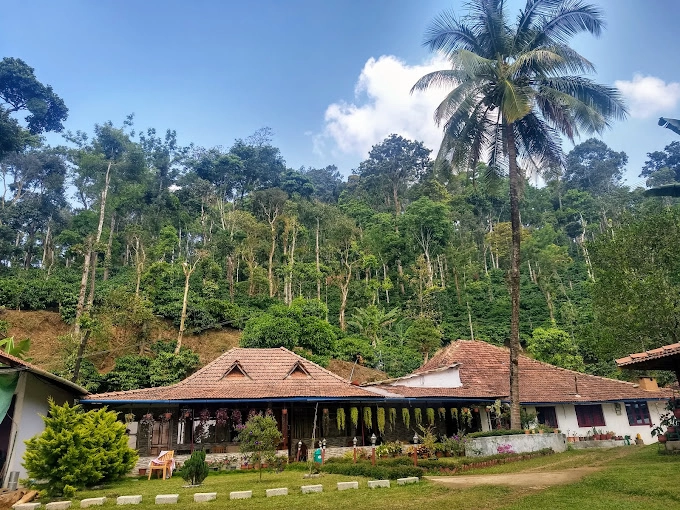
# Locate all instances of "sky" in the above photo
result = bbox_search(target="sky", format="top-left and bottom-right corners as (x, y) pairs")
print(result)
(2, 0), (680, 188)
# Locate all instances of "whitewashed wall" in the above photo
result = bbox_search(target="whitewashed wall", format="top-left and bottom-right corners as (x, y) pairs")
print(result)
(3, 372), (74, 486)
(526, 401), (666, 445)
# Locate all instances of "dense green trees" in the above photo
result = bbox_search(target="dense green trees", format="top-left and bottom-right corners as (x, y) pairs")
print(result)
(0, 55), (677, 391)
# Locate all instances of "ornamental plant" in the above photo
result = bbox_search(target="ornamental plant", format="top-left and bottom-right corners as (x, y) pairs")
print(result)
(336, 408), (346, 432)
(402, 408), (410, 429)
(23, 400), (137, 496)
(350, 407), (359, 428)
(388, 408), (396, 430)
(178, 450), (209, 485)
(426, 408), (435, 426)
(414, 408), (423, 427)
(377, 408), (386, 434)
(237, 413), (282, 481)
(363, 407), (373, 429)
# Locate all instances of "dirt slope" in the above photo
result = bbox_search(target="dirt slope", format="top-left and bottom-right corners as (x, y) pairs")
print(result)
(0, 310), (384, 383)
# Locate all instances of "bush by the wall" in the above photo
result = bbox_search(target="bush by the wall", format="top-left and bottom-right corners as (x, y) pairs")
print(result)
(23, 400), (137, 496)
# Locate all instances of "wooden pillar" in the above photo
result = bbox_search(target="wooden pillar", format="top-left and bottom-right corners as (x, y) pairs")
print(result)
(282, 408), (289, 451)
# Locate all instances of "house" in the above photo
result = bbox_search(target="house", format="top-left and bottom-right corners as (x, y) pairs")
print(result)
(616, 343), (680, 382)
(81, 342), (672, 468)
(365, 341), (671, 443)
(81, 347), (386, 459)
(0, 351), (88, 487)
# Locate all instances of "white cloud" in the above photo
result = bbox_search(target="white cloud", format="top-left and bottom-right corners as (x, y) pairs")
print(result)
(314, 55), (450, 160)
(615, 74), (680, 119)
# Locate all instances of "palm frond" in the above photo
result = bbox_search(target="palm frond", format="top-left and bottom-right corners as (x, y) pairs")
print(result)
(513, 113), (564, 168)
(433, 81), (482, 126)
(538, 1), (605, 44)
(540, 76), (628, 123)
(424, 10), (483, 56)
(410, 69), (468, 93)
(499, 79), (533, 123)
(449, 49), (496, 79)
(468, 0), (511, 56)
(515, 0), (564, 40)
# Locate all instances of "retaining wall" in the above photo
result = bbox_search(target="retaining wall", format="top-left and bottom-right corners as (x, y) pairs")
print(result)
(465, 433), (567, 457)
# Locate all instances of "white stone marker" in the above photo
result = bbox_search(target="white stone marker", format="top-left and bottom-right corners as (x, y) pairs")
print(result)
(301, 484), (323, 494)
(229, 491), (252, 500)
(116, 496), (142, 505)
(337, 481), (359, 491)
(397, 477), (419, 485)
(80, 498), (106, 508)
(265, 488), (288, 497)
(45, 503), (71, 510)
(367, 480), (390, 489)
(12, 504), (41, 510)
(154, 495), (178, 505)
(193, 493), (217, 503)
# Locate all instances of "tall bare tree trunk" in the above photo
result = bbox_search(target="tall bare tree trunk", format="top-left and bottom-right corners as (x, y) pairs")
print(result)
(176, 257), (202, 354)
(506, 122), (522, 431)
(227, 255), (235, 302)
(316, 218), (321, 300)
(103, 213), (116, 280)
(41, 221), (51, 269)
(72, 237), (93, 381)
(268, 221), (276, 298)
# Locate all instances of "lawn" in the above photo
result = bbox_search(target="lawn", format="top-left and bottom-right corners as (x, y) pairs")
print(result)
(64, 446), (677, 509)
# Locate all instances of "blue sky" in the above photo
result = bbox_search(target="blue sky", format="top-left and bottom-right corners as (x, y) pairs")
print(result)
(2, 0), (680, 186)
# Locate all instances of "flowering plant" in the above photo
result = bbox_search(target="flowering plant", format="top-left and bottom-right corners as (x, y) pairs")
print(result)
(231, 409), (242, 429)
(216, 408), (229, 426)
(497, 443), (515, 454)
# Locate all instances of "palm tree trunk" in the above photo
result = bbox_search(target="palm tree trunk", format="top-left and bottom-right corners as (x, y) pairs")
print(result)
(506, 122), (522, 431)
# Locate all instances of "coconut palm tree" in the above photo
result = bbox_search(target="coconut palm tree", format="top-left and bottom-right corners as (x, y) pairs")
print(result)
(413, 0), (626, 428)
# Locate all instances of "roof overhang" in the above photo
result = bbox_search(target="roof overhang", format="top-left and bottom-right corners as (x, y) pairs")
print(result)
(0, 354), (88, 396)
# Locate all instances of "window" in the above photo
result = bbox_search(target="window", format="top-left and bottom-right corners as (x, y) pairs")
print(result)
(575, 405), (605, 427)
(536, 407), (558, 428)
(625, 402), (651, 426)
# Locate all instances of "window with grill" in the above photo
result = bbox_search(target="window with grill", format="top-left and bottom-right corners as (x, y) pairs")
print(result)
(536, 406), (558, 428)
(625, 402), (651, 426)
(575, 405), (605, 427)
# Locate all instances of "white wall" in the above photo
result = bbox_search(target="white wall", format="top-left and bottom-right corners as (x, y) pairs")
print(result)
(392, 367), (462, 388)
(528, 401), (665, 445)
(3, 372), (74, 486)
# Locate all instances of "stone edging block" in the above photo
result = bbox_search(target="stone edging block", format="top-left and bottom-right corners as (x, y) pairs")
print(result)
(265, 488), (288, 497)
(193, 493), (217, 503)
(80, 498), (106, 508)
(367, 480), (390, 489)
(154, 495), (178, 505)
(397, 477), (419, 485)
(229, 491), (252, 500)
(301, 484), (323, 494)
(337, 481), (359, 491)
(46, 503), (71, 510)
(13, 504), (41, 510)
(116, 496), (142, 505)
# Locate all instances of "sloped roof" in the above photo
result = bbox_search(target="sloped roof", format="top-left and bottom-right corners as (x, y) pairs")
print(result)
(83, 347), (379, 403)
(367, 341), (671, 403)
(616, 343), (680, 371)
(0, 351), (88, 395)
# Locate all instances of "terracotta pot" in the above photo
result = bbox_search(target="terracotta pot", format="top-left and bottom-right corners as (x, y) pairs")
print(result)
(658, 435), (668, 443)
(138, 468), (147, 476)
(524, 430), (530, 435)
(667, 426), (676, 434)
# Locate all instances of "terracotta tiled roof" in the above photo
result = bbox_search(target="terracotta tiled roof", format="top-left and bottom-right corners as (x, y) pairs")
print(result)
(83, 347), (379, 402)
(616, 343), (680, 369)
(369, 341), (671, 403)
(0, 351), (88, 395)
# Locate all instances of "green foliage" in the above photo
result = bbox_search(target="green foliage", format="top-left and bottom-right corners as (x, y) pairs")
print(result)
(0, 336), (30, 359)
(405, 317), (442, 359)
(321, 459), (423, 480)
(528, 325), (585, 371)
(237, 413), (282, 481)
(178, 450), (209, 486)
(23, 400), (137, 496)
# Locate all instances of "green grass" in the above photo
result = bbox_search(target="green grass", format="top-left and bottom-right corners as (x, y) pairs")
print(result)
(52, 446), (680, 509)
